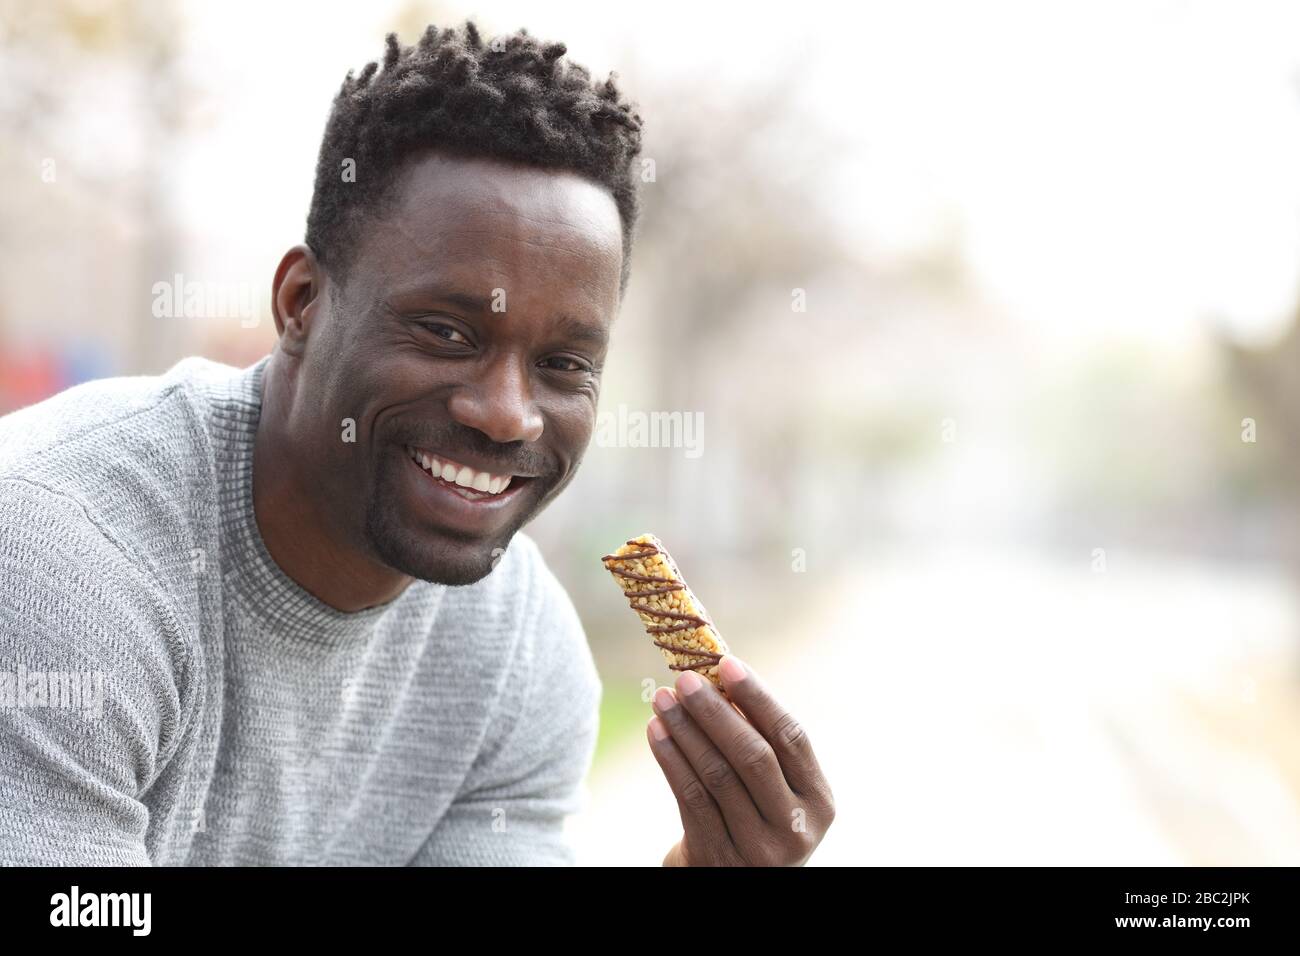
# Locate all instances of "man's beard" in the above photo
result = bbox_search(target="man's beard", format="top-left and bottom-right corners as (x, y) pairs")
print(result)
(361, 449), (546, 586)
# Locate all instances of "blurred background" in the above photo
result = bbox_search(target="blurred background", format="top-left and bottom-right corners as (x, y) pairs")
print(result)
(3, 0), (1300, 865)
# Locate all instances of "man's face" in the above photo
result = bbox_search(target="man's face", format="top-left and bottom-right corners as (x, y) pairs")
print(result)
(294, 150), (623, 586)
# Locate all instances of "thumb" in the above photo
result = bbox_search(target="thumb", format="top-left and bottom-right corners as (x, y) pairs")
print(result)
(662, 838), (690, 867)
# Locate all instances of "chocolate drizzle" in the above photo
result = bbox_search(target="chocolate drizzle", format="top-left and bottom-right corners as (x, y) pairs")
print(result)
(602, 537), (721, 674)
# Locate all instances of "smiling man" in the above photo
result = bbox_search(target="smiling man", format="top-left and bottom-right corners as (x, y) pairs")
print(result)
(0, 21), (833, 867)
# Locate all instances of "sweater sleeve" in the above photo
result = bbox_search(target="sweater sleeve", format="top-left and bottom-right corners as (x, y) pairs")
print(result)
(0, 479), (188, 866)
(409, 551), (602, 867)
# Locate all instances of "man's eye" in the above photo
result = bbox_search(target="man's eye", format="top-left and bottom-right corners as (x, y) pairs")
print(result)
(540, 356), (590, 373)
(419, 322), (469, 345)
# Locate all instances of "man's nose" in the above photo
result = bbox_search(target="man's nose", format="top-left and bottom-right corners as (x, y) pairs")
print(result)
(446, 356), (545, 444)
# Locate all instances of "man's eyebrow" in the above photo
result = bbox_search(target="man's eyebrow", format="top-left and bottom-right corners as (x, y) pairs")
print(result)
(554, 315), (609, 348)
(387, 282), (493, 314)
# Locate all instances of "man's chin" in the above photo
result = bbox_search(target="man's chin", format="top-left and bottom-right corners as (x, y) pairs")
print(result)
(363, 450), (555, 586)
(367, 520), (515, 586)
(362, 474), (526, 584)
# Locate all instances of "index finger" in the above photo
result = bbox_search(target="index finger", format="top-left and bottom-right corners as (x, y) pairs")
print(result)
(717, 655), (830, 805)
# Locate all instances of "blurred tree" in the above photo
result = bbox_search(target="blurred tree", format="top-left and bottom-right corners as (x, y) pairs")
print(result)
(1224, 317), (1300, 484)
(604, 52), (866, 554)
(0, 0), (193, 372)
(1222, 315), (1300, 586)
(633, 67), (858, 404)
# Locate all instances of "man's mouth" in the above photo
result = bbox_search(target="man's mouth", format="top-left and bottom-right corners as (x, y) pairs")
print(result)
(404, 444), (532, 501)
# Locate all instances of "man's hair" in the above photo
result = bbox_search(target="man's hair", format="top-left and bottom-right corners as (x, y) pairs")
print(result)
(305, 20), (644, 294)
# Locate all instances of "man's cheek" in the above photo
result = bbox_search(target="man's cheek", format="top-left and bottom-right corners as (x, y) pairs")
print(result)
(569, 403), (598, 453)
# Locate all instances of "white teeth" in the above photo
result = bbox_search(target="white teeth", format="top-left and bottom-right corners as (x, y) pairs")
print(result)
(410, 446), (515, 495)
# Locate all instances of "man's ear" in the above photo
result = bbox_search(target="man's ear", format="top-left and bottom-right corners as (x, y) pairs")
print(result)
(271, 244), (325, 357)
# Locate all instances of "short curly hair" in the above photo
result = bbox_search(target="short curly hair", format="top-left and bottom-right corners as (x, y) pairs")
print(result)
(305, 20), (644, 295)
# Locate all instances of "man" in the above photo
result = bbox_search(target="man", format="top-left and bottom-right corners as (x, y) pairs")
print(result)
(0, 21), (833, 866)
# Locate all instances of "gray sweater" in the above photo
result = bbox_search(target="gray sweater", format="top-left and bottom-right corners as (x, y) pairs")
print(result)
(0, 355), (602, 865)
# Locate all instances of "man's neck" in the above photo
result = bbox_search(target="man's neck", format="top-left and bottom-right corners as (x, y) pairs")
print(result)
(251, 354), (413, 612)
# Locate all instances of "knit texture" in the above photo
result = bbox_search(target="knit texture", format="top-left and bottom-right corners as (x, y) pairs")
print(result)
(0, 355), (602, 865)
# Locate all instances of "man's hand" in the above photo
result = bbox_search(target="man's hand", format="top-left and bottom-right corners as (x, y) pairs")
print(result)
(646, 655), (834, 866)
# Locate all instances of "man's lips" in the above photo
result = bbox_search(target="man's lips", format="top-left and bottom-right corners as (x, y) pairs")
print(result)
(399, 444), (537, 536)
(405, 444), (538, 497)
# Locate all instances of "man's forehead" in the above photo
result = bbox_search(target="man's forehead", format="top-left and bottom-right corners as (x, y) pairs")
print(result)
(377, 151), (622, 264)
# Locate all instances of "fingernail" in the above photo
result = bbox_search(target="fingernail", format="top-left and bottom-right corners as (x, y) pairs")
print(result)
(720, 656), (747, 683)
(648, 716), (669, 741)
(653, 687), (678, 712)
(677, 670), (703, 696)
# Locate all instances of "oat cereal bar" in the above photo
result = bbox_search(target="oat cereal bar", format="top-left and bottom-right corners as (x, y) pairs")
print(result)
(601, 533), (730, 687)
